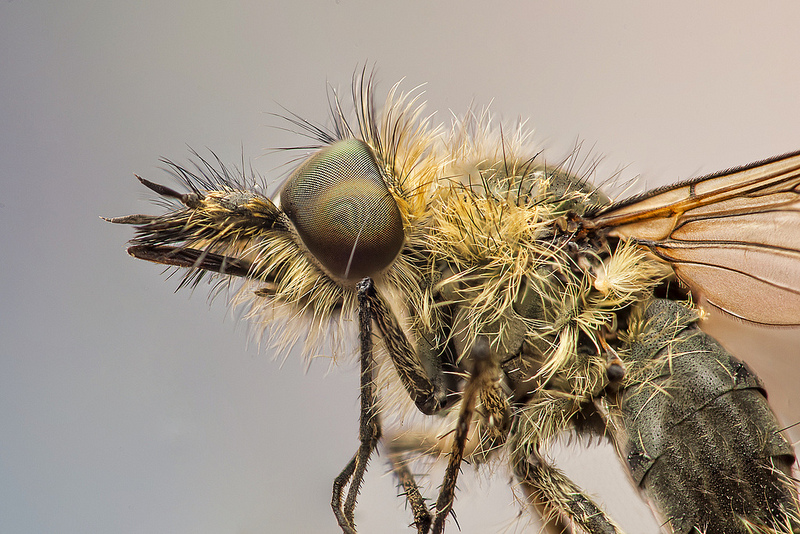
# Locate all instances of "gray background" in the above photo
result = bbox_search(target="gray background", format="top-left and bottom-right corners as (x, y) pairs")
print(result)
(2, 2), (800, 533)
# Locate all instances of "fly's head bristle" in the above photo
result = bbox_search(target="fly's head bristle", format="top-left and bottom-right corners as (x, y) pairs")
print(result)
(337, 74), (446, 235)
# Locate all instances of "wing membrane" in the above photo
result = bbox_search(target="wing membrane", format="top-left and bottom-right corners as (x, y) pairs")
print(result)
(589, 151), (800, 325)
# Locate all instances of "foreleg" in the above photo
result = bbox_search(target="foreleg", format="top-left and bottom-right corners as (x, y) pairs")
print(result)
(331, 279), (383, 533)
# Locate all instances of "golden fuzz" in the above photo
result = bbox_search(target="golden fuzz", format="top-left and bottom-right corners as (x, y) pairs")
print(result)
(221, 85), (674, 383)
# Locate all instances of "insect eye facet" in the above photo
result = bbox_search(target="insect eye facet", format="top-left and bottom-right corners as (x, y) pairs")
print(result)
(279, 139), (405, 282)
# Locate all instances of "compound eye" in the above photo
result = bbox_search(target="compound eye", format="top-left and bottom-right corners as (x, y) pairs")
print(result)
(279, 139), (405, 282)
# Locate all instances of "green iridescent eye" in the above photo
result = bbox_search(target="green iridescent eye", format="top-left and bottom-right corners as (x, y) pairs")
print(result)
(279, 139), (405, 282)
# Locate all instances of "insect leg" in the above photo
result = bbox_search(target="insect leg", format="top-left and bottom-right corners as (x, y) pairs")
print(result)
(363, 283), (447, 415)
(514, 455), (624, 534)
(382, 361), (510, 534)
(509, 394), (625, 534)
(386, 451), (432, 534)
(427, 338), (486, 534)
(350, 283), (514, 532)
(331, 278), (383, 534)
(428, 336), (511, 534)
(331, 458), (358, 534)
(475, 354), (512, 459)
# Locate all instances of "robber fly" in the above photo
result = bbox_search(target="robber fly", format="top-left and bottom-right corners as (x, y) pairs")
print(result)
(107, 72), (800, 534)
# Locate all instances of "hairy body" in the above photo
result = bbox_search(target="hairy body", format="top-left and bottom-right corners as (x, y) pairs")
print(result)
(109, 75), (800, 533)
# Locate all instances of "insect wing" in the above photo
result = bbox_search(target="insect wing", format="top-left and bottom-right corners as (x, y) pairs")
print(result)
(589, 151), (800, 325)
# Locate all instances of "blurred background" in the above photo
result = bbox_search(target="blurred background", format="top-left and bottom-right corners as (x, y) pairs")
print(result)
(2, 2), (799, 533)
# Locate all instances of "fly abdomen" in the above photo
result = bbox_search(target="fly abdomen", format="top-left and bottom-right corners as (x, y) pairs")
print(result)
(616, 299), (799, 534)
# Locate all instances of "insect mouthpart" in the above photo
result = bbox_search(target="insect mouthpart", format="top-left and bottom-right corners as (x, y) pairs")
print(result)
(278, 138), (405, 283)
